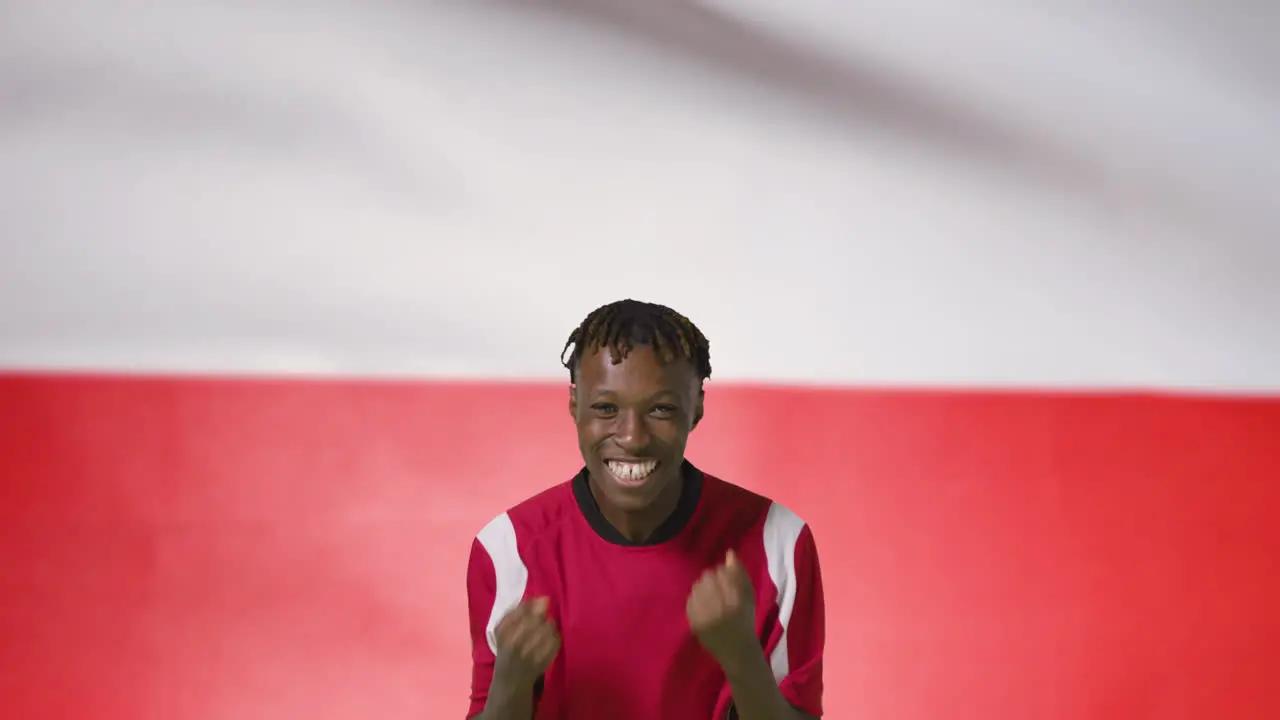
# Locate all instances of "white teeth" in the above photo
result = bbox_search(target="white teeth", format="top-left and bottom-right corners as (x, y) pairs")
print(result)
(607, 460), (658, 481)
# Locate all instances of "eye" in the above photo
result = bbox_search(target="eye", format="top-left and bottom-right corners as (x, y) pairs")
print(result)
(651, 404), (679, 418)
(590, 402), (618, 417)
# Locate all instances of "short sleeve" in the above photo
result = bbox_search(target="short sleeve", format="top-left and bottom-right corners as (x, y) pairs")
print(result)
(774, 522), (825, 717)
(467, 512), (532, 718)
(466, 537), (498, 718)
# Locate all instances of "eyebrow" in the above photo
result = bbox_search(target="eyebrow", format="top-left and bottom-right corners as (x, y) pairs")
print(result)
(590, 389), (682, 401)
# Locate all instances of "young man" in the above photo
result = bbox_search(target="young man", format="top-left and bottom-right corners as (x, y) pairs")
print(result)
(465, 300), (825, 720)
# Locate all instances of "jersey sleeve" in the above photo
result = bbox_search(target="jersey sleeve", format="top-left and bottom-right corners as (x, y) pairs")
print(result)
(775, 523), (825, 717)
(466, 536), (498, 719)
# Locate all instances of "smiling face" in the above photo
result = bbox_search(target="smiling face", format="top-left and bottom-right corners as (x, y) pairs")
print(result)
(570, 343), (704, 530)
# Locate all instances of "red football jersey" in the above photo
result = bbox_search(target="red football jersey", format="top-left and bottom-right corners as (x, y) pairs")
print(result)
(466, 462), (825, 719)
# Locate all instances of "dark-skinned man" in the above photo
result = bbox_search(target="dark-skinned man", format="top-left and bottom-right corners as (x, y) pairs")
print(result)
(466, 299), (825, 720)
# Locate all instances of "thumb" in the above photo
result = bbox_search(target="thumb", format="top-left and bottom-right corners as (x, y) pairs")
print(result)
(725, 549), (738, 569)
(529, 596), (549, 617)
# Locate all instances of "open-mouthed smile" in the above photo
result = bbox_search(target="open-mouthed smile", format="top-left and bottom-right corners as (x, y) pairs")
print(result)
(605, 459), (660, 487)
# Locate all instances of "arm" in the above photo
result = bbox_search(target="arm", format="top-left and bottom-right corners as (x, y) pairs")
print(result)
(726, 523), (825, 720)
(465, 538), (536, 720)
(471, 680), (535, 720)
(722, 651), (817, 720)
(466, 535), (557, 720)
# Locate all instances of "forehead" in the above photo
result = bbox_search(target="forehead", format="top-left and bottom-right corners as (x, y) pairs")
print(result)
(575, 345), (698, 393)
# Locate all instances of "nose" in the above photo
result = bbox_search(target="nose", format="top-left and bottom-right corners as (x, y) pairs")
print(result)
(612, 408), (650, 452)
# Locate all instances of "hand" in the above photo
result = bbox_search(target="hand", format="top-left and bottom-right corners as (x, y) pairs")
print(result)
(687, 549), (757, 665)
(492, 597), (561, 689)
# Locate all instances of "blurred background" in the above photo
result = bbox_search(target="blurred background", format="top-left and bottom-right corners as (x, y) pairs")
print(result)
(1, 1), (1278, 718)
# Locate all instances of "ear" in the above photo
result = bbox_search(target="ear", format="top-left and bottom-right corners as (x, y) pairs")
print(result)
(691, 387), (705, 429)
(568, 384), (578, 420)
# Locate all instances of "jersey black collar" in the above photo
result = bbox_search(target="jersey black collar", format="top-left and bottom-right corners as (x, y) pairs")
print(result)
(572, 460), (704, 546)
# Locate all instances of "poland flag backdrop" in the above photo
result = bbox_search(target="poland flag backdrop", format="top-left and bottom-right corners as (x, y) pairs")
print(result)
(2, 2), (1279, 719)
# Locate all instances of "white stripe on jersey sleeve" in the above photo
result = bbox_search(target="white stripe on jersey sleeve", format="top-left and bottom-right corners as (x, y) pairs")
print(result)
(477, 512), (529, 656)
(762, 501), (807, 683)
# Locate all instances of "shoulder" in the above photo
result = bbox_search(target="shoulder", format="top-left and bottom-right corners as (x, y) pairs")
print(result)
(472, 478), (578, 557)
(700, 472), (774, 516)
(702, 473), (809, 528)
(699, 472), (815, 556)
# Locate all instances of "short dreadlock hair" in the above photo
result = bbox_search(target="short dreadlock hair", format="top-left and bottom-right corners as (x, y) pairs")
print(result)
(561, 299), (712, 384)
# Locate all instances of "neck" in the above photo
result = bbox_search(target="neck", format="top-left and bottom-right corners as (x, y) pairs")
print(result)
(590, 471), (685, 543)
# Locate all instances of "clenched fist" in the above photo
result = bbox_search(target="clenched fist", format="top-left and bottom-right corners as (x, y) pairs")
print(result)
(686, 549), (757, 664)
(493, 597), (562, 689)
